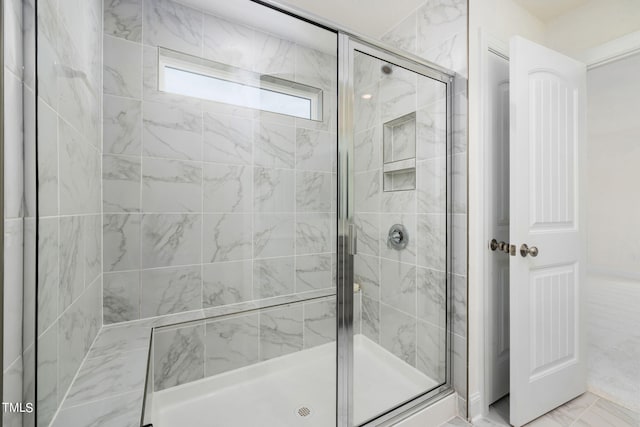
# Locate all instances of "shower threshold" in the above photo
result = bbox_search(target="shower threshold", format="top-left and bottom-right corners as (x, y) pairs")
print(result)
(150, 334), (440, 426)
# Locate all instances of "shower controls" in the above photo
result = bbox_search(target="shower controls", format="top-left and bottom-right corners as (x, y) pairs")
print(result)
(388, 224), (408, 250)
(520, 243), (539, 258)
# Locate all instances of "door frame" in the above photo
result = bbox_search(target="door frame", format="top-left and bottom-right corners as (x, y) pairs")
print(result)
(472, 28), (640, 422)
(338, 34), (456, 426)
(472, 28), (511, 420)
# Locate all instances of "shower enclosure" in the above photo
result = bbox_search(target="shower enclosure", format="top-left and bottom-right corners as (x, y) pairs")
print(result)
(33, 0), (456, 426)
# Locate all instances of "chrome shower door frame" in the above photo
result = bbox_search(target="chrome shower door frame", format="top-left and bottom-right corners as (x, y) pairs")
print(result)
(337, 34), (455, 427)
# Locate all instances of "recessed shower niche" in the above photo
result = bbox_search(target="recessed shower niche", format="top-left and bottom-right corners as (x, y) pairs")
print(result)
(383, 111), (417, 191)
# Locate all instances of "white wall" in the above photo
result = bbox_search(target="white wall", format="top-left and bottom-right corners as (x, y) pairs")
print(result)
(585, 52), (640, 411)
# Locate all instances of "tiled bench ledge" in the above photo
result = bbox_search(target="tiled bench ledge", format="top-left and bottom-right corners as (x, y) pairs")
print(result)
(50, 289), (335, 427)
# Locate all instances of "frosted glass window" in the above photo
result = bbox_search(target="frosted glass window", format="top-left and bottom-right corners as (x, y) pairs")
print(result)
(158, 48), (322, 121)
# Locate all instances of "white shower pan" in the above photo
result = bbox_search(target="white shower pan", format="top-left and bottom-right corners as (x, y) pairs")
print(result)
(151, 334), (440, 426)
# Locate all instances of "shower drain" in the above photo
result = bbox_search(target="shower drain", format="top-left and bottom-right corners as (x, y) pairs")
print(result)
(297, 406), (312, 417)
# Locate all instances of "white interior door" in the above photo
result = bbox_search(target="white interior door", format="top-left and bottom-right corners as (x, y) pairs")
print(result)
(486, 51), (510, 405)
(509, 36), (587, 427)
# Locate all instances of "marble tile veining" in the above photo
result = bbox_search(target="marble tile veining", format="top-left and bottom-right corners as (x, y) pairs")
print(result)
(104, 0), (142, 42)
(354, 127), (381, 173)
(52, 391), (142, 427)
(58, 216), (84, 313)
(382, 12), (417, 54)
(203, 164), (251, 213)
(103, 271), (140, 324)
(361, 296), (380, 343)
(380, 302), (417, 366)
(253, 121), (295, 169)
(59, 119), (101, 215)
(203, 113), (252, 165)
(88, 324), (151, 359)
(296, 171), (334, 212)
(417, 320), (446, 383)
(295, 254), (333, 292)
(63, 349), (147, 408)
(252, 30), (295, 79)
(205, 314), (259, 376)
(203, 214), (253, 263)
(253, 213), (294, 258)
(203, 261), (253, 307)
(355, 254), (380, 298)
(38, 218), (59, 334)
(295, 45), (337, 93)
(296, 128), (336, 172)
(37, 99), (58, 216)
(103, 213), (141, 272)
(253, 167), (294, 213)
(380, 258), (416, 316)
(355, 213), (380, 257)
(142, 158), (202, 212)
(57, 280), (101, 402)
(417, 267), (447, 328)
(143, 0), (202, 56)
(202, 13), (253, 70)
(253, 257), (295, 299)
(154, 323), (205, 391)
(103, 154), (141, 213)
(37, 325), (58, 427)
(295, 213), (333, 255)
(259, 305), (303, 361)
(141, 214), (201, 268)
(303, 299), (337, 348)
(140, 266), (201, 317)
(103, 34), (142, 98)
(143, 100), (202, 161)
(103, 95), (142, 155)
(84, 214), (102, 286)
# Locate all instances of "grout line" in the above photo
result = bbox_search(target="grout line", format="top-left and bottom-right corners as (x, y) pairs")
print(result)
(569, 397), (600, 426)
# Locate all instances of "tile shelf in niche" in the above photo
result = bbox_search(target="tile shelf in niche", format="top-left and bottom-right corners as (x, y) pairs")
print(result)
(383, 158), (416, 173)
(383, 111), (416, 192)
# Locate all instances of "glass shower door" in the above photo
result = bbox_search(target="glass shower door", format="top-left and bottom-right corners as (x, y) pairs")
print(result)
(344, 41), (452, 426)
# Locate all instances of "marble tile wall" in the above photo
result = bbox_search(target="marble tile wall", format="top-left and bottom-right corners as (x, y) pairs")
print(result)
(3, 0), (37, 426)
(36, 0), (103, 425)
(152, 297), (337, 391)
(101, 0), (338, 329)
(353, 50), (449, 387)
(378, 0), (469, 416)
(3, 1), (25, 426)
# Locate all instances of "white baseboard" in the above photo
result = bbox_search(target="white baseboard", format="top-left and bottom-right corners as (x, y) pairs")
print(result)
(468, 392), (483, 421)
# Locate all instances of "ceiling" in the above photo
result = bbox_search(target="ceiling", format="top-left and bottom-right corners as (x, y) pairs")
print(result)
(512, 0), (589, 22)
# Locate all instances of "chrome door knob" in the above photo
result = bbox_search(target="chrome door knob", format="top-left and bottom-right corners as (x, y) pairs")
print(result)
(520, 244), (539, 258)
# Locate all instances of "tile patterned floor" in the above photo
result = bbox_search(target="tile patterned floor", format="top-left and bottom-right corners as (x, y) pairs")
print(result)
(440, 392), (640, 427)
